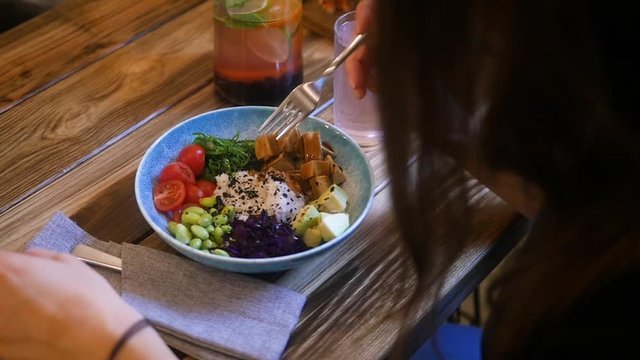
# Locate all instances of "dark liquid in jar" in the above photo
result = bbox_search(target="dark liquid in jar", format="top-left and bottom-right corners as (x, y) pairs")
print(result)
(214, 70), (303, 106)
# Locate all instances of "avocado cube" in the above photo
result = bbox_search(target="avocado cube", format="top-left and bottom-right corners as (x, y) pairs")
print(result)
(317, 212), (350, 241)
(316, 184), (349, 213)
(292, 204), (321, 236)
(303, 226), (323, 247)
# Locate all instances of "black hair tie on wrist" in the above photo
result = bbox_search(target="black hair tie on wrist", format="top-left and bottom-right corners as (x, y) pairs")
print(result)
(108, 318), (151, 360)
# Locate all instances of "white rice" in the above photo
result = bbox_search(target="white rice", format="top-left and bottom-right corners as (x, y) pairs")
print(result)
(213, 170), (305, 224)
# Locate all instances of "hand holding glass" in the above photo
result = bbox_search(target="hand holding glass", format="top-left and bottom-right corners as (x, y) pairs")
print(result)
(334, 11), (382, 146)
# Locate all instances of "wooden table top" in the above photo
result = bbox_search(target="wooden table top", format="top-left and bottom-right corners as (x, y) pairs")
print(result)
(0, 0), (524, 358)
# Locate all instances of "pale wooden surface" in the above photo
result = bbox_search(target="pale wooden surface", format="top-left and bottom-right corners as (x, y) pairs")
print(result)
(0, 2), (213, 212)
(0, 0), (204, 113)
(0, 1), (520, 358)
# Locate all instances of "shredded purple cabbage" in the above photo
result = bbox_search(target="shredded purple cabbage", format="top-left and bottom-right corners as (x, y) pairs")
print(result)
(221, 211), (308, 258)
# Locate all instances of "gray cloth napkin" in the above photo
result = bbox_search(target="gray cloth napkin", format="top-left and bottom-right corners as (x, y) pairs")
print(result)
(25, 212), (306, 360)
(26, 212), (122, 293)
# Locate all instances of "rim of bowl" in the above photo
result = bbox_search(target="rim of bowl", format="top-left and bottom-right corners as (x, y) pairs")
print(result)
(134, 106), (375, 265)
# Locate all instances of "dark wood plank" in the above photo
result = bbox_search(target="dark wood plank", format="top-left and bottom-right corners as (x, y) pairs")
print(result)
(0, 3), (213, 213)
(0, 0), (204, 112)
(138, 233), (179, 254)
(404, 216), (527, 355)
(282, 179), (518, 358)
(70, 172), (151, 244)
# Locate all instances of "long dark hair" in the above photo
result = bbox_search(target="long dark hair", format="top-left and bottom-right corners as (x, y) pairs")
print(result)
(373, 0), (640, 357)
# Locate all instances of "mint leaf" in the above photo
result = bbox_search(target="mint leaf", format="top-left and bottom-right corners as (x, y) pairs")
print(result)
(225, 0), (246, 8)
(223, 18), (264, 29)
(231, 12), (265, 23)
(223, 12), (266, 28)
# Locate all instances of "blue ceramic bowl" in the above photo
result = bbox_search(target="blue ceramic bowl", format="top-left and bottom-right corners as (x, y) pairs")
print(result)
(135, 106), (374, 273)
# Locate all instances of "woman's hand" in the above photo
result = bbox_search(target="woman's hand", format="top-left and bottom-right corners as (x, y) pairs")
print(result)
(0, 249), (175, 360)
(344, 0), (375, 99)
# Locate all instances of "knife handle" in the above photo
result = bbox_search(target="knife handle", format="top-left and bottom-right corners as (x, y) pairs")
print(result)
(71, 244), (122, 272)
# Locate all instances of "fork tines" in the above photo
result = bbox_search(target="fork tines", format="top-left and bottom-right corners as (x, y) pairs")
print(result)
(259, 102), (304, 140)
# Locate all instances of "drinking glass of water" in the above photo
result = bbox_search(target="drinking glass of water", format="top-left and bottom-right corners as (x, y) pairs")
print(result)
(333, 11), (382, 147)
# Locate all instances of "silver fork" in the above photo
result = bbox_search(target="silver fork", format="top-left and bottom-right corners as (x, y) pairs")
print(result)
(258, 33), (368, 140)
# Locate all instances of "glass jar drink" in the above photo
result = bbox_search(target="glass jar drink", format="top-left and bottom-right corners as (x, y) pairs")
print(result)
(213, 0), (303, 106)
(333, 11), (382, 146)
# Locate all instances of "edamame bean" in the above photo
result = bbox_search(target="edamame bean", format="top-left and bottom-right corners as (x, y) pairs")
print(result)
(208, 207), (218, 216)
(212, 214), (228, 226)
(220, 225), (232, 234)
(190, 225), (209, 240)
(221, 206), (235, 220)
(189, 238), (202, 249)
(174, 223), (192, 244)
(202, 239), (214, 250)
(197, 213), (213, 227)
(213, 226), (224, 243)
(212, 249), (230, 257)
(168, 221), (180, 235)
(182, 211), (201, 225)
(184, 206), (205, 214)
(199, 197), (216, 208)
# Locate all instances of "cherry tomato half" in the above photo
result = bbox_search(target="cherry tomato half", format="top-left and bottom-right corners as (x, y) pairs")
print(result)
(153, 180), (186, 212)
(184, 183), (205, 204)
(158, 162), (195, 184)
(177, 144), (206, 177)
(195, 179), (217, 197)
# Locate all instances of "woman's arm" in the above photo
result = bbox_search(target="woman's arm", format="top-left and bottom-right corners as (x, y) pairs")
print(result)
(0, 249), (176, 360)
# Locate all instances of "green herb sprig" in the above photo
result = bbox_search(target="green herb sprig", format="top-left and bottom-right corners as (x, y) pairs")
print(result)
(193, 133), (259, 181)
